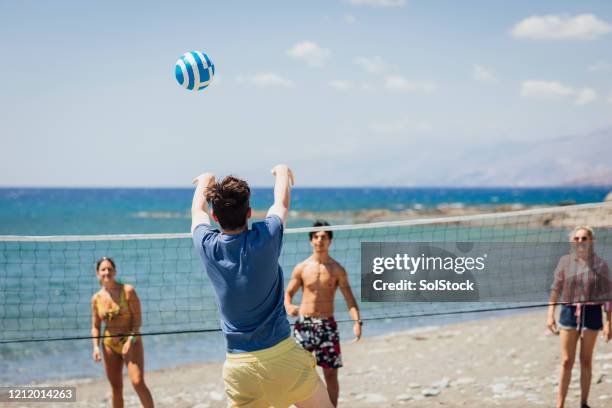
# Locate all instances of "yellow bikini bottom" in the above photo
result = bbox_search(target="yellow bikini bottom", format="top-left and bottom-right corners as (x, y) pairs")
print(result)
(103, 330), (128, 355)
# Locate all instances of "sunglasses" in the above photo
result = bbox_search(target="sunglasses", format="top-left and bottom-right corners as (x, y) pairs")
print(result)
(573, 236), (590, 242)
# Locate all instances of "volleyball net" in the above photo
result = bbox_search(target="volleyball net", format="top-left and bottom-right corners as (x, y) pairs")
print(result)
(1, 202), (611, 344)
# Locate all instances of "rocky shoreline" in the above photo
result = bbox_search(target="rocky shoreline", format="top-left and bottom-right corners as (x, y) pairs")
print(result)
(132, 200), (612, 229)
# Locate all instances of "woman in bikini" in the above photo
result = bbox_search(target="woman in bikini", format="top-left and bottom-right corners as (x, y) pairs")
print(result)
(91, 257), (154, 408)
(547, 227), (612, 408)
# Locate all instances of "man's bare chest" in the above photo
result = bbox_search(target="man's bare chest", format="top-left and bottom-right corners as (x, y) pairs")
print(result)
(302, 264), (338, 290)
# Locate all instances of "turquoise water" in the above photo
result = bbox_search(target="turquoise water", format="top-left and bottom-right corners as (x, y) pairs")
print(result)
(0, 187), (610, 384)
(0, 187), (608, 235)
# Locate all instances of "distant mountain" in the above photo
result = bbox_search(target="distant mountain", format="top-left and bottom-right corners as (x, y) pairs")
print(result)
(336, 127), (612, 187)
(443, 127), (612, 186)
(564, 168), (612, 186)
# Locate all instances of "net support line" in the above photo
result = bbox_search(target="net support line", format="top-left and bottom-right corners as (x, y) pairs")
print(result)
(0, 302), (555, 345)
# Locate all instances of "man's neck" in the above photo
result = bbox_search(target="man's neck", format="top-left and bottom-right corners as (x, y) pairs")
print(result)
(311, 251), (331, 263)
(221, 224), (248, 235)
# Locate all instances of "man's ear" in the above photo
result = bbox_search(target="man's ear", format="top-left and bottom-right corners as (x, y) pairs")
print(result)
(211, 209), (219, 222)
(246, 208), (252, 219)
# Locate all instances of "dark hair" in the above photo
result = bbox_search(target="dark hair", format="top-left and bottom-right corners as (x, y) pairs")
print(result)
(206, 175), (251, 230)
(96, 257), (116, 271)
(309, 220), (333, 241)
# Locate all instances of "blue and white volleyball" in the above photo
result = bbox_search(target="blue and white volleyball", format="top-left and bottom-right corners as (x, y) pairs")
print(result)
(175, 51), (215, 91)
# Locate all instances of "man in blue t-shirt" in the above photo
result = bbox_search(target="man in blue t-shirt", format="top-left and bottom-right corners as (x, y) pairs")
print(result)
(191, 165), (332, 408)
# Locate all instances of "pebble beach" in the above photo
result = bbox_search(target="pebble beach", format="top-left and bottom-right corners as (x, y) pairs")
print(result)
(14, 310), (612, 408)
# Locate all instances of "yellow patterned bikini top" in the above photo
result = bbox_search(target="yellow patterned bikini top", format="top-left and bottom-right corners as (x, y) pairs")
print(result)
(96, 286), (129, 322)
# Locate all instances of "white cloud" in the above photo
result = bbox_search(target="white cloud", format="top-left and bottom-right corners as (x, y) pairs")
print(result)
(329, 80), (354, 91)
(512, 14), (612, 41)
(346, 0), (406, 7)
(520, 80), (573, 99)
(472, 64), (496, 82)
(575, 88), (598, 105)
(370, 117), (432, 133)
(520, 80), (598, 105)
(354, 56), (395, 74)
(344, 14), (356, 24)
(236, 72), (294, 88)
(608, 92), (612, 104)
(286, 41), (331, 67)
(587, 61), (612, 72)
(384, 76), (436, 93)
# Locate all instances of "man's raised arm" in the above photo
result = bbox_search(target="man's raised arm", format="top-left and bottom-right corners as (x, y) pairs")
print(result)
(266, 164), (294, 225)
(191, 173), (215, 233)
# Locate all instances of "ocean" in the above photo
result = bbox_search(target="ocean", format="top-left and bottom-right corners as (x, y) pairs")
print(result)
(0, 186), (610, 385)
(0, 187), (609, 235)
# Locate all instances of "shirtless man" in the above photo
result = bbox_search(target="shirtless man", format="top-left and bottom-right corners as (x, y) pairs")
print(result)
(285, 220), (362, 407)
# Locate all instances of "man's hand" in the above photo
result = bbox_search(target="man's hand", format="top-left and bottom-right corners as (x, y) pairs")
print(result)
(192, 172), (216, 186)
(353, 321), (362, 342)
(270, 164), (294, 186)
(286, 304), (299, 317)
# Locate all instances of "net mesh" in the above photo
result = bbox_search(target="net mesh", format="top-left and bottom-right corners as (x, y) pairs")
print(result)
(1, 202), (611, 344)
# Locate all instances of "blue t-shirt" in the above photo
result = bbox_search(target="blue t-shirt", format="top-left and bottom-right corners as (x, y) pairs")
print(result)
(192, 214), (291, 353)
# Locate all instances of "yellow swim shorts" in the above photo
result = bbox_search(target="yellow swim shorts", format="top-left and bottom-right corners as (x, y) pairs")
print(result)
(223, 337), (321, 408)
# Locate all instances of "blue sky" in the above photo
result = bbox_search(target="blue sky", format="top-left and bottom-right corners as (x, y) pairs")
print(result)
(1, 0), (611, 186)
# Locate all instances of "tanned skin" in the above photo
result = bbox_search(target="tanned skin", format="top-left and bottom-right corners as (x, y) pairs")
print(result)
(285, 229), (361, 407)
